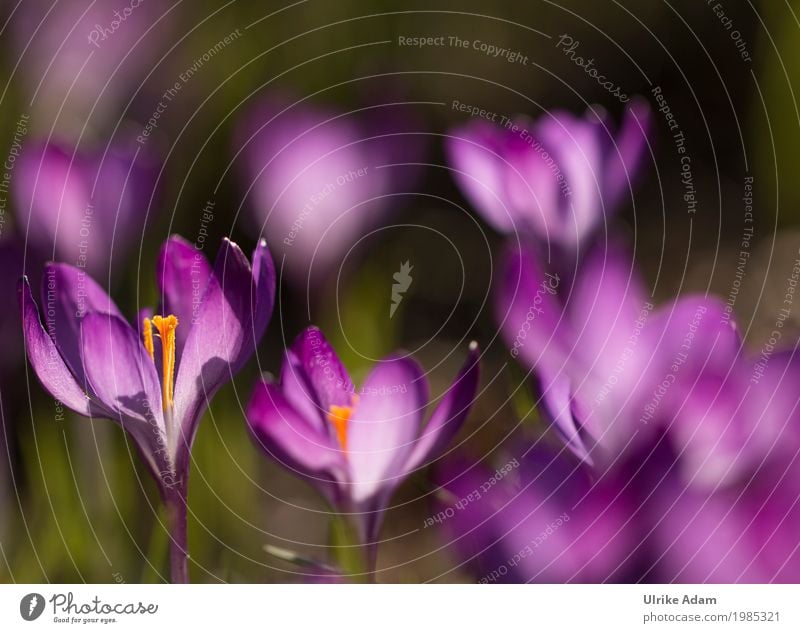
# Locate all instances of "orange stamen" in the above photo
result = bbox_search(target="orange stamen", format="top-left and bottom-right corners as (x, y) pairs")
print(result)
(149, 314), (179, 411)
(327, 396), (358, 451)
(142, 317), (155, 361)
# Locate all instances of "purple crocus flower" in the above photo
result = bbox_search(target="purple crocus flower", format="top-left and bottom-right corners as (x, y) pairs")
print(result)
(446, 101), (650, 249)
(648, 472), (800, 582)
(497, 236), (800, 495)
(441, 415), (800, 583)
(19, 235), (275, 582)
(235, 97), (425, 284)
(497, 239), (742, 466)
(437, 443), (641, 583)
(15, 139), (160, 278)
(9, 0), (174, 133)
(639, 425), (800, 583)
(246, 326), (479, 575)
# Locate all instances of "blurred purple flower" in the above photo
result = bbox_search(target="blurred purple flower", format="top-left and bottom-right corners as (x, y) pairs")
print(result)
(496, 244), (768, 474)
(235, 97), (425, 283)
(446, 101), (650, 249)
(437, 443), (641, 583)
(488, 232), (800, 583)
(19, 235), (275, 582)
(648, 473), (800, 582)
(246, 326), (479, 566)
(441, 423), (800, 583)
(15, 138), (160, 278)
(9, 0), (174, 132)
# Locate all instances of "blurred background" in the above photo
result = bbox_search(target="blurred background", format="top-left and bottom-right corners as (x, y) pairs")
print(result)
(0, 0), (798, 582)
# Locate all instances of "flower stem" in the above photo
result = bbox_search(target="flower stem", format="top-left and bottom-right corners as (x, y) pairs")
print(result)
(165, 488), (189, 584)
(364, 541), (378, 584)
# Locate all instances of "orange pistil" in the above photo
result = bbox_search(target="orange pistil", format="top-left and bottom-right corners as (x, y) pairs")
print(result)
(142, 314), (179, 411)
(327, 396), (358, 451)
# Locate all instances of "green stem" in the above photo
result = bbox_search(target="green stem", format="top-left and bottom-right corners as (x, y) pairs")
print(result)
(165, 488), (189, 584)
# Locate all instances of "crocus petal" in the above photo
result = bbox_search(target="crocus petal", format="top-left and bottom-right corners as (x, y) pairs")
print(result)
(79, 312), (171, 480)
(79, 312), (165, 430)
(16, 143), (89, 262)
(279, 351), (329, 435)
(172, 238), (274, 445)
(40, 262), (123, 381)
(603, 99), (652, 209)
(665, 373), (755, 487)
(347, 356), (428, 505)
(747, 350), (800, 459)
(446, 121), (521, 233)
(18, 277), (93, 416)
(540, 372), (594, 464)
(495, 243), (567, 378)
(284, 326), (354, 412)
(11, 2), (173, 135)
(647, 295), (740, 377)
(438, 447), (637, 583)
(90, 143), (160, 276)
(503, 120), (562, 238)
(568, 242), (649, 400)
(405, 342), (480, 472)
(645, 469), (800, 582)
(247, 379), (347, 497)
(237, 97), (406, 283)
(16, 141), (159, 278)
(156, 235), (211, 354)
(250, 238), (276, 354)
(534, 112), (604, 244)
